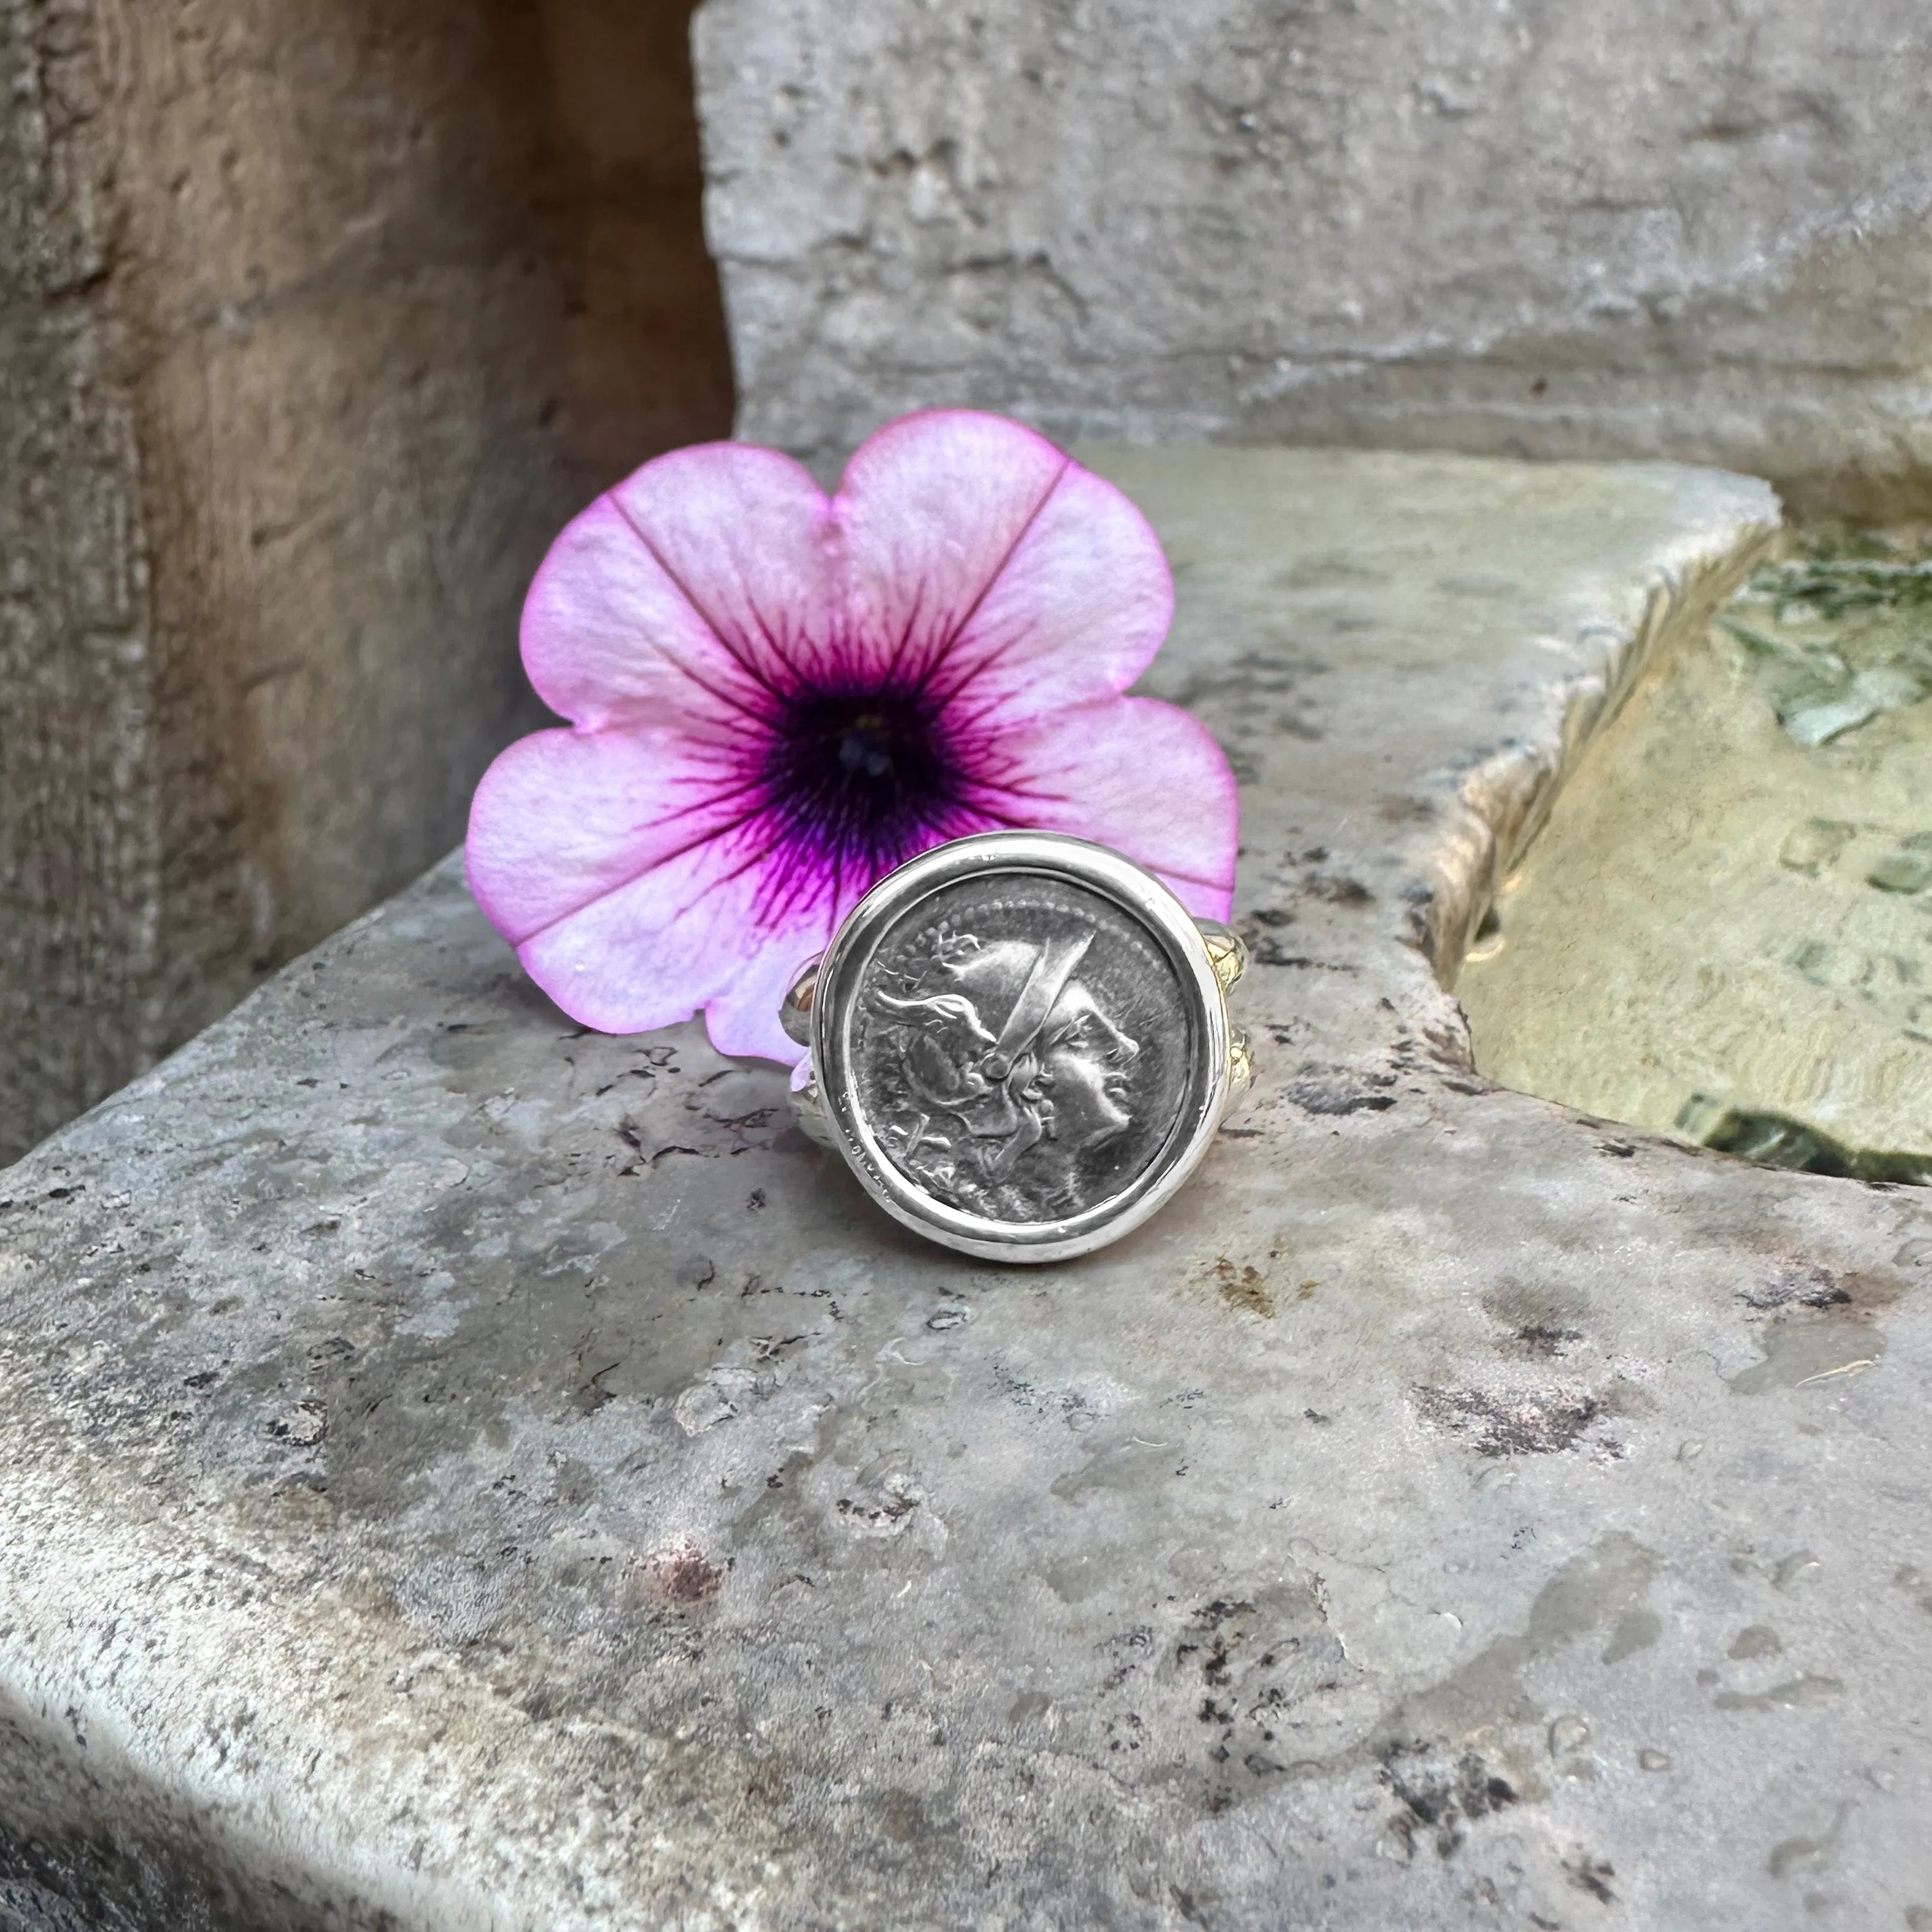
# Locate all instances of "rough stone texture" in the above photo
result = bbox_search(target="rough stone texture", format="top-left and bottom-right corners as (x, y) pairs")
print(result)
(0, 0), (732, 1164)
(696, 0), (1932, 516)
(7, 451), (1932, 1930)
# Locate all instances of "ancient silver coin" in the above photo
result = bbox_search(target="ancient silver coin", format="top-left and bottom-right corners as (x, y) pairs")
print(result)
(852, 873), (1193, 1223)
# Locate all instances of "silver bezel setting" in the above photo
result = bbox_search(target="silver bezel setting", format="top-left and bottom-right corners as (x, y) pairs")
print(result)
(804, 832), (1239, 1262)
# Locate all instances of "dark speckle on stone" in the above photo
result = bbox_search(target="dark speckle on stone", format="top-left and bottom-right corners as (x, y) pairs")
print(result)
(1513, 1323), (1582, 1358)
(1377, 1745), (1520, 1859)
(266, 1399), (327, 1448)
(1566, 1854), (1617, 1902)
(1285, 1065), (1397, 1114)
(1738, 1266), (1851, 1311)
(1306, 873), (1374, 906)
(1251, 938), (1361, 972)
(1413, 1383), (1604, 1456)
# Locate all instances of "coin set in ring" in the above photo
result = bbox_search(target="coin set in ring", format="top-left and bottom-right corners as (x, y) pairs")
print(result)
(784, 832), (1253, 1262)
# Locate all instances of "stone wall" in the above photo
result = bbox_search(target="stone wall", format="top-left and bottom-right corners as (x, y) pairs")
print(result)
(696, 0), (1932, 513)
(0, 0), (731, 1163)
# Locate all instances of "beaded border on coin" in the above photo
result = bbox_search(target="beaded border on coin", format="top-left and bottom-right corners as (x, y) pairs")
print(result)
(781, 831), (1252, 1262)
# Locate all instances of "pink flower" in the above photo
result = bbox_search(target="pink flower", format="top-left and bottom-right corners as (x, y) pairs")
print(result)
(465, 410), (1238, 1065)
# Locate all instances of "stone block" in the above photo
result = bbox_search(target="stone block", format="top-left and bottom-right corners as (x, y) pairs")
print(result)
(0, 0), (731, 1162)
(696, 0), (1932, 516)
(7, 451), (1931, 1928)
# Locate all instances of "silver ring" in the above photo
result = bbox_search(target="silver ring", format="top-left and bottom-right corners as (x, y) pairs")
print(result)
(781, 832), (1252, 1262)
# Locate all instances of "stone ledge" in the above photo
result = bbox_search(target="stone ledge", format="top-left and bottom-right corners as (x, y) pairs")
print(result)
(5, 450), (1927, 1930)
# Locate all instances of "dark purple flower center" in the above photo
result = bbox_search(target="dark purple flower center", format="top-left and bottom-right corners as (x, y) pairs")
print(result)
(759, 682), (970, 893)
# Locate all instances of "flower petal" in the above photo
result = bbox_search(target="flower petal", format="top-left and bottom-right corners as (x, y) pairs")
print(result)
(466, 725), (748, 947)
(466, 721), (831, 1059)
(522, 442), (836, 732)
(517, 835), (828, 1061)
(835, 410), (1173, 718)
(974, 696), (1239, 920)
(699, 906), (832, 1065)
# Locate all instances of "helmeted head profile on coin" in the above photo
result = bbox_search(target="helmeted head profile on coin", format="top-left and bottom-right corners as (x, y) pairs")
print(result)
(794, 832), (1250, 1262)
(857, 876), (1191, 1222)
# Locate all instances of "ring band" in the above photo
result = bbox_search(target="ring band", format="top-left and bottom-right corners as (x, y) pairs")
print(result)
(781, 832), (1251, 1262)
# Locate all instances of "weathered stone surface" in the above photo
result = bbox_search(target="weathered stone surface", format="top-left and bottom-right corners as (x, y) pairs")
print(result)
(695, 0), (1932, 516)
(0, 0), (731, 1163)
(6, 451), (1931, 1930)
